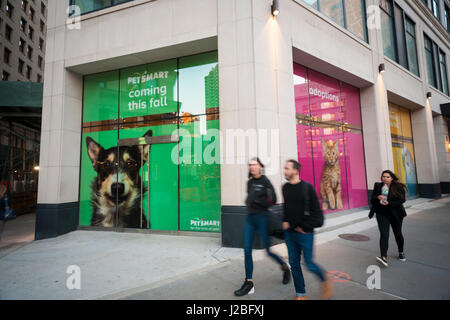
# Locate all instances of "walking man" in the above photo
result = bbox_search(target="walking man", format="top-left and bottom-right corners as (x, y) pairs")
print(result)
(282, 159), (333, 300)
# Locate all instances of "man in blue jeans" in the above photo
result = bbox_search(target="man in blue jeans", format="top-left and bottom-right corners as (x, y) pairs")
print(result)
(282, 160), (333, 300)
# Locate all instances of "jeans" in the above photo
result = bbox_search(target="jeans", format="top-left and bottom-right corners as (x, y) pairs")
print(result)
(243, 212), (286, 280)
(376, 212), (404, 258)
(284, 229), (326, 296)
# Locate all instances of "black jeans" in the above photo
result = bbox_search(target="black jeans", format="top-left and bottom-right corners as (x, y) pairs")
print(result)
(376, 212), (404, 258)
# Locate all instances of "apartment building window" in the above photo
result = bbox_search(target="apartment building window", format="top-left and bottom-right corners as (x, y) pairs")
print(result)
(405, 16), (419, 77)
(38, 37), (44, 51)
(380, 0), (397, 61)
(19, 38), (25, 52)
(29, 6), (34, 21)
(445, 4), (450, 32)
(438, 50), (449, 96)
(20, 17), (26, 32)
(37, 74), (42, 83)
(4, 47), (11, 64)
(424, 35), (436, 88)
(432, 0), (440, 19)
(21, 0), (27, 12)
(69, 0), (134, 16)
(38, 55), (43, 69)
(5, 24), (12, 41)
(5, 2), (13, 18)
(26, 65), (32, 79)
(2, 71), (10, 81)
(301, 0), (368, 42)
(41, 2), (46, 16)
(27, 45), (33, 60)
(40, 19), (45, 33)
(28, 26), (34, 40)
(18, 59), (25, 74)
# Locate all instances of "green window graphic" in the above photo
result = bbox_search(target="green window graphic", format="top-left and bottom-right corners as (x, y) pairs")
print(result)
(79, 52), (221, 232)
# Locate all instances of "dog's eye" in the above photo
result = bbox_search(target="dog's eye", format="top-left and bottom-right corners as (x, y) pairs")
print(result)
(127, 160), (137, 168)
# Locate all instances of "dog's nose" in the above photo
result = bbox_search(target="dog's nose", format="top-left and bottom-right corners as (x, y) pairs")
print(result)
(111, 183), (125, 196)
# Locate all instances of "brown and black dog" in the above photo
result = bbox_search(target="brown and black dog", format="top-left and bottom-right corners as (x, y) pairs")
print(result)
(86, 130), (152, 228)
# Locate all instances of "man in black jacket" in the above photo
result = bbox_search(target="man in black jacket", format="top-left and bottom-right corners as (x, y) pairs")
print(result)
(282, 160), (332, 300)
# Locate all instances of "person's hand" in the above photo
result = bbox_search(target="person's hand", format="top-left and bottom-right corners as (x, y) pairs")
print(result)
(282, 222), (290, 230)
(380, 201), (388, 206)
(295, 226), (306, 234)
(377, 195), (384, 200)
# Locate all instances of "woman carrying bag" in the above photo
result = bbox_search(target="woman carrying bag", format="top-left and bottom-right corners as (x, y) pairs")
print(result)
(369, 170), (407, 267)
(0, 184), (16, 240)
(234, 157), (291, 297)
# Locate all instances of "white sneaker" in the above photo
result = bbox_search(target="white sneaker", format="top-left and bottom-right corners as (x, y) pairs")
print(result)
(376, 256), (388, 267)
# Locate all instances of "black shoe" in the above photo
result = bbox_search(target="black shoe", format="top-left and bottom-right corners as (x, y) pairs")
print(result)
(376, 256), (388, 267)
(234, 280), (254, 296)
(282, 266), (291, 285)
(398, 253), (406, 262)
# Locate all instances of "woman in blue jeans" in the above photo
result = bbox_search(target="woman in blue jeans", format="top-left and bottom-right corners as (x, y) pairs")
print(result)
(234, 158), (290, 297)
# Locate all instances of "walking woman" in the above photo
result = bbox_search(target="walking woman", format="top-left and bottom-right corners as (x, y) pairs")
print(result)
(369, 170), (408, 267)
(234, 158), (290, 296)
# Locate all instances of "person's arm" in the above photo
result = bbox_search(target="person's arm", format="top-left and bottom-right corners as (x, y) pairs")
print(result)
(371, 182), (380, 205)
(266, 178), (277, 205)
(299, 184), (323, 231)
(282, 186), (290, 230)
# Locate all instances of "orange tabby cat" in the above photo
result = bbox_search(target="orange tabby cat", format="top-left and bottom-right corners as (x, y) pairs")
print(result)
(320, 139), (343, 211)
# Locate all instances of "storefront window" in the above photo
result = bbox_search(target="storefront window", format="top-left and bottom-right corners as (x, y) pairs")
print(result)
(389, 103), (418, 198)
(79, 52), (220, 232)
(294, 63), (368, 213)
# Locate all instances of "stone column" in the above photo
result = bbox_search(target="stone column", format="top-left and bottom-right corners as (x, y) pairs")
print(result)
(218, 0), (296, 247)
(360, 0), (394, 192)
(36, 0), (83, 239)
(433, 115), (450, 193)
(410, 103), (441, 198)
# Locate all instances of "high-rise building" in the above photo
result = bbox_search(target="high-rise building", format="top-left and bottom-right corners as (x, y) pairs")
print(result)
(0, 0), (47, 82)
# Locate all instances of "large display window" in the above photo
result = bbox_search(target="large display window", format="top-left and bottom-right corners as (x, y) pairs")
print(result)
(294, 63), (368, 213)
(79, 52), (221, 232)
(389, 103), (417, 198)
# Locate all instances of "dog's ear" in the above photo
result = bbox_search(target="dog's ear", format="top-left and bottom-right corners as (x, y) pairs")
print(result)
(140, 130), (153, 164)
(86, 137), (103, 168)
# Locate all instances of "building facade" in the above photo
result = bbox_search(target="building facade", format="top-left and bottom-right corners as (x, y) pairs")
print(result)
(0, 0), (48, 82)
(36, 0), (450, 245)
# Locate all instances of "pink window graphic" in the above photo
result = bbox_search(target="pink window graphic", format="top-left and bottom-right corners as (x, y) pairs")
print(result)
(294, 63), (367, 213)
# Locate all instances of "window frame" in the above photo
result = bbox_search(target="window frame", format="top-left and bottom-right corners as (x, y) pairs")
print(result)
(68, 0), (135, 17)
(403, 15), (420, 77)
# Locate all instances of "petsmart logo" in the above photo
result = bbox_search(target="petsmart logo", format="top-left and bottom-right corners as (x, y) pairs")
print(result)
(190, 218), (221, 227)
(309, 86), (339, 102)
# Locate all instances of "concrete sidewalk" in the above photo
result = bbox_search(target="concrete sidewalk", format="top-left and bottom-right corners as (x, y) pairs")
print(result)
(0, 197), (449, 300)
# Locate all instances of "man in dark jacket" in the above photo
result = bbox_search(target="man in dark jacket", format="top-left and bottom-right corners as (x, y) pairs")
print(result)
(282, 160), (332, 300)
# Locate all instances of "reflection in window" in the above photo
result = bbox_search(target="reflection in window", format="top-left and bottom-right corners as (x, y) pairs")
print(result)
(405, 17), (419, 77)
(439, 50), (449, 96)
(70, 0), (133, 15)
(178, 51), (219, 117)
(301, 0), (367, 42)
(380, 0), (397, 61)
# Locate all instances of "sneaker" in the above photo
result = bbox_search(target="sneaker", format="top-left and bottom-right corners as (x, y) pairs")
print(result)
(234, 280), (254, 296)
(282, 265), (291, 285)
(321, 279), (333, 300)
(294, 296), (307, 300)
(399, 253), (406, 262)
(376, 256), (388, 267)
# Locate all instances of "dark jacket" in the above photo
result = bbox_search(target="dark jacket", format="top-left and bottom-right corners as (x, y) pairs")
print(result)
(246, 175), (277, 214)
(282, 180), (324, 233)
(369, 182), (407, 219)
